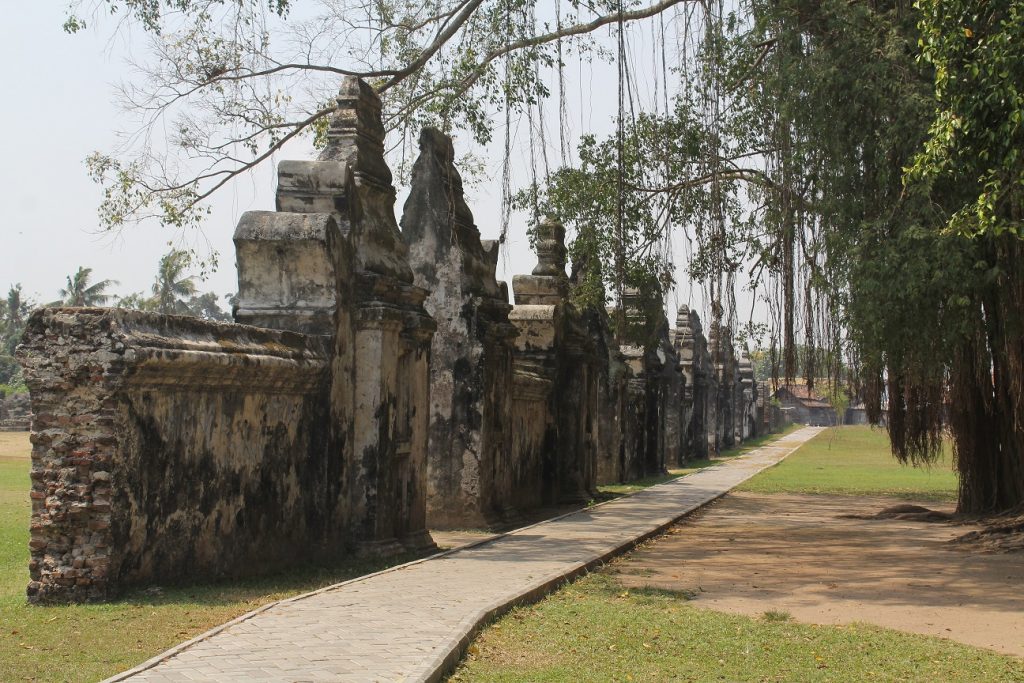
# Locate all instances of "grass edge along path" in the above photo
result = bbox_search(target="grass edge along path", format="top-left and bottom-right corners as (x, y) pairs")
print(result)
(448, 570), (1024, 682)
(0, 435), (428, 683)
(0, 425), (795, 682)
(450, 427), (982, 682)
(599, 424), (801, 497)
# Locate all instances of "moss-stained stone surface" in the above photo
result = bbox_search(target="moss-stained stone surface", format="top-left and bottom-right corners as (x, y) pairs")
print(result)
(403, 127), (519, 530)
(16, 77), (438, 603)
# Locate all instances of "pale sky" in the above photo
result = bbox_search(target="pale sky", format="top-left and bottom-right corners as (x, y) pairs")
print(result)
(0, 2), (755, 332)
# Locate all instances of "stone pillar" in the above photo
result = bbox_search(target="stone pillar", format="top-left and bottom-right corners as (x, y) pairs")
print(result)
(510, 218), (599, 505)
(656, 320), (683, 468)
(402, 127), (518, 530)
(738, 351), (757, 440)
(674, 305), (703, 462)
(617, 292), (647, 480)
(570, 256), (631, 486)
(260, 77), (437, 553)
(709, 323), (737, 450)
(618, 288), (671, 477)
(580, 307), (630, 486)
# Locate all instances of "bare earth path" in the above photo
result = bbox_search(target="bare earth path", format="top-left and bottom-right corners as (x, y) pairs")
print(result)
(615, 491), (1024, 657)
(106, 427), (822, 682)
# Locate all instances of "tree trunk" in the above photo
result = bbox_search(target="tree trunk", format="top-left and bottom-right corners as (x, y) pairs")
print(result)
(950, 235), (1024, 514)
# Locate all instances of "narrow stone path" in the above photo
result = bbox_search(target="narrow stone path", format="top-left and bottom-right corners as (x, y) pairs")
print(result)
(107, 427), (822, 683)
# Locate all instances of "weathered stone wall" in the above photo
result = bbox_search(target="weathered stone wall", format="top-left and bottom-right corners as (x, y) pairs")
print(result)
(586, 309), (633, 486)
(17, 309), (333, 603)
(510, 219), (600, 505)
(708, 323), (737, 451)
(402, 128), (518, 529)
(673, 305), (708, 461)
(654, 321), (684, 468)
(616, 291), (682, 476)
(17, 77), (437, 602)
(242, 77), (437, 555)
(738, 352), (758, 440)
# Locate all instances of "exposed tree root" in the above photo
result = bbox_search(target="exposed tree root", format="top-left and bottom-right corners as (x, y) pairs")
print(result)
(838, 504), (956, 523)
(951, 509), (1024, 553)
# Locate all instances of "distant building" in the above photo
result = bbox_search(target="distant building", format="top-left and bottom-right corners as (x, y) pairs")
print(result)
(844, 400), (887, 426)
(773, 384), (838, 426)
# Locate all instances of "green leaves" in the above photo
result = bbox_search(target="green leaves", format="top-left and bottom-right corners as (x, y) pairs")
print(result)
(910, 0), (1024, 238)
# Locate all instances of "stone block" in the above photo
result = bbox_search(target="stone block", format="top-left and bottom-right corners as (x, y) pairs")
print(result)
(233, 211), (350, 335)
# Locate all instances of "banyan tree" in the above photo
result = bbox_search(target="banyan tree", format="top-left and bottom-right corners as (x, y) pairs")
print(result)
(69, 0), (1024, 514)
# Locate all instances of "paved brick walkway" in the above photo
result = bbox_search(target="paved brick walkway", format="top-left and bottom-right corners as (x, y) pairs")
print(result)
(107, 427), (822, 683)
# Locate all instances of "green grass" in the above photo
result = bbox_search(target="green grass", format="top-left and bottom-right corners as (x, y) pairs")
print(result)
(449, 572), (1024, 682)
(452, 427), (980, 682)
(739, 425), (959, 502)
(0, 432), (423, 682)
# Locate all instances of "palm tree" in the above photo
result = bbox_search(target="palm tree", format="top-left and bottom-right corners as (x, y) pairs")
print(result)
(56, 268), (118, 307)
(1, 284), (31, 357)
(5, 285), (25, 328)
(152, 250), (197, 314)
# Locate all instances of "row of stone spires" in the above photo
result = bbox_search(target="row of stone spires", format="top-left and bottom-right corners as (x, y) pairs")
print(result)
(15, 77), (762, 603)
(398, 114), (761, 529)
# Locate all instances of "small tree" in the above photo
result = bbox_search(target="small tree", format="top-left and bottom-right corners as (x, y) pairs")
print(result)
(117, 250), (230, 321)
(55, 267), (118, 307)
(151, 250), (198, 315)
(828, 386), (850, 428)
(0, 284), (33, 388)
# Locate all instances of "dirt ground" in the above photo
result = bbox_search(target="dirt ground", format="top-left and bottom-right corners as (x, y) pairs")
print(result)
(0, 431), (29, 460)
(614, 491), (1024, 657)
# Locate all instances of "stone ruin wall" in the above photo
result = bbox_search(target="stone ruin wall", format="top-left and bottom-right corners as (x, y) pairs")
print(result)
(402, 127), (518, 529)
(615, 290), (681, 479)
(15, 76), (773, 602)
(17, 77), (436, 603)
(587, 309), (633, 487)
(509, 218), (601, 506)
(673, 305), (708, 461)
(17, 309), (333, 603)
(0, 391), (31, 431)
(738, 352), (759, 440)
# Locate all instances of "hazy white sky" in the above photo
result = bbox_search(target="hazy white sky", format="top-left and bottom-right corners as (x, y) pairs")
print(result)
(0, 2), (748, 330)
(1, 3), (274, 304)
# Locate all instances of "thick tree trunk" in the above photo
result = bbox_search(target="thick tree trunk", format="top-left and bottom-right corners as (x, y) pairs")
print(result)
(950, 235), (1024, 514)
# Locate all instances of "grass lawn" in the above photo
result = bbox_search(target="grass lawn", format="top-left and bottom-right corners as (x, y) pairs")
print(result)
(452, 427), (994, 682)
(449, 571), (1024, 682)
(0, 432), (422, 683)
(738, 425), (959, 502)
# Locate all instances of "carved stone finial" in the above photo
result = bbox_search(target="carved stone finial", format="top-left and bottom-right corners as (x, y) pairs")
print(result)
(318, 77), (392, 188)
(532, 218), (567, 277)
(276, 76), (412, 281)
(675, 304), (691, 332)
(621, 287), (644, 324)
(513, 217), (569, 305)
(330, 78), (414, 280)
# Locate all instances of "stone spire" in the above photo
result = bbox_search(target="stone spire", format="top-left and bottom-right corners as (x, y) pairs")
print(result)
(401, 127), (502, 300)
(531, 218), (568, 276)
(513, 217), (569, 305)
(276, 76), (412, 281)
(675, 304), (691, 332)
(673, 304), (693, 356)
(318, 78), (394, 188)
